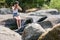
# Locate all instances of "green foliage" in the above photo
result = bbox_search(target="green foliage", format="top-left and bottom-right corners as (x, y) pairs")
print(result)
(41, 0), (60, 10)
(5, 0), (13, 7)
(0, 0), (5, 3)
(1, 0), (60, 11)
(49, 0), (60, 10)
(18, 0), (45, 9)
(37, 0), (44, 6)
(4, 0), (45, 9)
(0, 0), (60, 12)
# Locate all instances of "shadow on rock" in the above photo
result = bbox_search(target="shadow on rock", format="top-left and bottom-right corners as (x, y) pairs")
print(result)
(1, 19), (17, 30)
(38, 21), (53, 29)
(37, 16), (47, 22)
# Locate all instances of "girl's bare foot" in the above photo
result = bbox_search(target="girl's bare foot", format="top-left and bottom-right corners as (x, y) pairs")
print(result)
(18, 26), (21, 29)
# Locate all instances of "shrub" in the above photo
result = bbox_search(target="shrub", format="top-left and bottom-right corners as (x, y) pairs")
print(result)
(5, 0), (45, 9)
(49, 0), (60, 10)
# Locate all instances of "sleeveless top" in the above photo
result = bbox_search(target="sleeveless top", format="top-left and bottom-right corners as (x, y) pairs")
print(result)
(12, 7), (19, 17)
(12, 7), (18, 13)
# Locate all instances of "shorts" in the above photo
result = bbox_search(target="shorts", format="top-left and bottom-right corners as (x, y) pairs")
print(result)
(13, 13), (19, 17)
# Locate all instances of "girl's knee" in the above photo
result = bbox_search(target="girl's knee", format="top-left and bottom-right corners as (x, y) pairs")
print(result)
(17, 18), (20, 21)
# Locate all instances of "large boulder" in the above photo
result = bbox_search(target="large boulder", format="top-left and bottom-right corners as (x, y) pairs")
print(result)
(46, 9), (59, 15)
(0, 26), (22, 40)
(38, 23), (60, 40)
(0, 8), (12, 14)
(38, 15), (60, 31)
(44, 15), (60, 26)
(35, 9), (59, 15)
(0, 14), (17, 30)
(22, 23), (45, 40)
(38, 21), (53, 30)
(0, 18), (17, 30)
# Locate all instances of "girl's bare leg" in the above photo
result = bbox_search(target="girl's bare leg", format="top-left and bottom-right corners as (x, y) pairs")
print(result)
(18, 19), (21, 28)
(17, 16), (21, 29)
(14, 17), (20, 29)
(17, 19), (20, 29)
(18, 16), (21, 29)
(14, 16), (21, 29)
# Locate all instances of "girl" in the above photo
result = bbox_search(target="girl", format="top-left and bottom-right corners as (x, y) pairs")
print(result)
(12, 1), (22, 29)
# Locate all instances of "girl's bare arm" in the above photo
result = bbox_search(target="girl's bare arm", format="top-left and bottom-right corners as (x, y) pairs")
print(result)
(18, 6), (22, 11)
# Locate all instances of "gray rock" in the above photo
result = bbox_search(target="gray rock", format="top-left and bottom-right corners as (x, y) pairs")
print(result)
(20, 13), (47, 23)
(37, 15), (60, 31)
(22, 23), (45, 40)
(4, 19), (17, 30)
(38, 21), (53, 29)
(0, 14), (17, 30)
(0, 18), (17, 30)
(44, 15), (60, 26)
(0, 8), (12, 14)
(46, 9), (59, 15)
(0, 26), (22, 40)
(35, 9), (59, 15)
(38, 23), (60, 40)
(28, 12), (51, 16)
